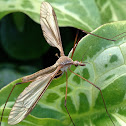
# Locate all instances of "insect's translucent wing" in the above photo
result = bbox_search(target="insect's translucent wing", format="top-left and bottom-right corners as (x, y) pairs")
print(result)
(40, 2), (64, 56)
(8, 66), (61, 125)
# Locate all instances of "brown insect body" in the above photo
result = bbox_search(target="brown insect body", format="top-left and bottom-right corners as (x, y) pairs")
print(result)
(22, 56), (85, 82)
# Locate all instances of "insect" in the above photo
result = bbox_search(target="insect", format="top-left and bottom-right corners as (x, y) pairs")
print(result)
(1, 1), (125, 126)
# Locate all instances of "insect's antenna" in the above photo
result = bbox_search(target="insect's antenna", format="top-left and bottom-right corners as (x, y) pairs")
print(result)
(82, 61), (90, 64)
(82, 30), (126, 42)
(68, 68), (115, 126)
(71, 31), (79, 59)
(64, 72), (75, 126)
(0, 81), (31, 124)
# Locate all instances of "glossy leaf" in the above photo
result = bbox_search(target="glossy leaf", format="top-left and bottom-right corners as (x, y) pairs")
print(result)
(0, 0), (101, 31)
(96, 0), (126, 24)
(0, 21), (126, 126)
(0, 0), (126, 32)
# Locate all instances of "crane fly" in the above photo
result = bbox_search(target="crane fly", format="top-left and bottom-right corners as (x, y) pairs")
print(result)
(1, 1), (126, 126)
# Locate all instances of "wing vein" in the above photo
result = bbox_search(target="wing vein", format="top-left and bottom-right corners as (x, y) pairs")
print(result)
(8, 66), (61, 125)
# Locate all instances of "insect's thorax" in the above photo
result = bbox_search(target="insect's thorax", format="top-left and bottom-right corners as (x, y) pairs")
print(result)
(56, 56), (73, 72)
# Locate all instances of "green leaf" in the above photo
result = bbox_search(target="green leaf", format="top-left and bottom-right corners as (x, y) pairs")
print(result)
(0, 0), (101, 31)
(1, 21), (126, 126)
(1, 0), (126, 32)
(95, 0), (126, 24)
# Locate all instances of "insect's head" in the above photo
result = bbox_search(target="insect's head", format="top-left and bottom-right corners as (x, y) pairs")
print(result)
(73, 61), (85, 67)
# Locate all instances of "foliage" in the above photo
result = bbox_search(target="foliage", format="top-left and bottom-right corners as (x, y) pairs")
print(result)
(0, 0), (126, 126)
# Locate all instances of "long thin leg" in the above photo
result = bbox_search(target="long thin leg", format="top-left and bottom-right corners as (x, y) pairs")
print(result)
(110, 32), (126, 40)
(68, 68), (115, 126)
(82, 29), (126, 42)
(64, 72), (75, 126)
(0, 80), (32, 125)
(71, 31), (79, 59)
(72, 31), (126, 60)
